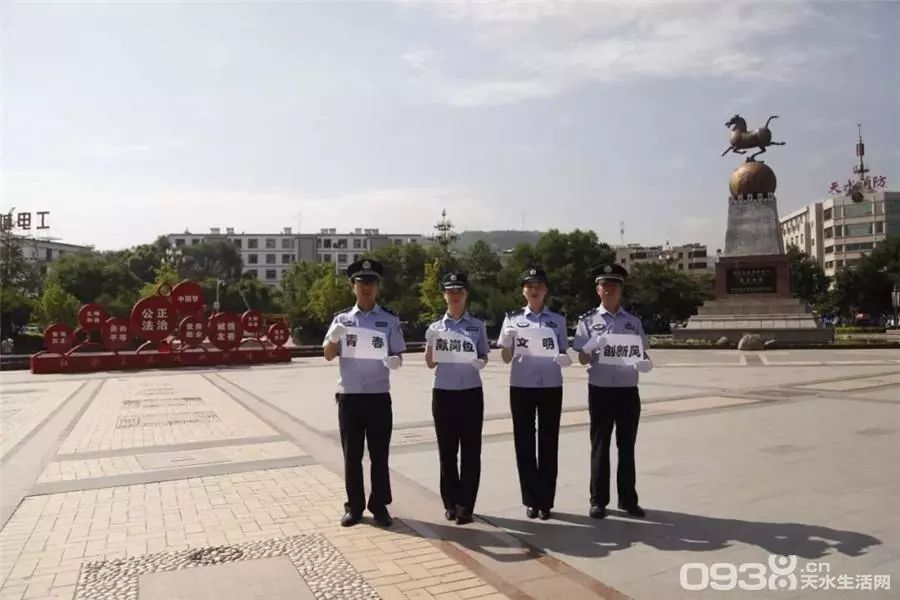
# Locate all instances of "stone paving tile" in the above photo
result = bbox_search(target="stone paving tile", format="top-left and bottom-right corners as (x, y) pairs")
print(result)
(0, 381), (85, 461)
(37, 441), (307, 483)
(57, 375), (276, 455)
(0, 465), (508, 600)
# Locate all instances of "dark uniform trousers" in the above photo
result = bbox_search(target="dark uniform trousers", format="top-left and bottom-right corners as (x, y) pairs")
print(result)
(588, 385), (640, 508)
(337, 393), (392, 515)
(510, 386), (563, 510)
(432, 387), (484, 511)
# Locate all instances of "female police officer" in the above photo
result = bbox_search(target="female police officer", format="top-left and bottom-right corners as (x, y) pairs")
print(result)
(323, 258), (406, 528)
(497, 267), (571, 520)
(424, 272), (490, 525)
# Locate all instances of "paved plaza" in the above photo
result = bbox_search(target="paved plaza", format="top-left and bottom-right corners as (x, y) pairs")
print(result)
(0, 348), (898, 600)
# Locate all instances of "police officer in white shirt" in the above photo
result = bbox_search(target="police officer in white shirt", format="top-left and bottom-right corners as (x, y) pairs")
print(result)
(497, 267), (571, 521)
(572, 264), (652, 520)
(323, 259), (406, 528)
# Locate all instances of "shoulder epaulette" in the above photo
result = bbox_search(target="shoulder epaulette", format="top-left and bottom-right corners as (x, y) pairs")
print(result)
(506, 308), (524, 317)
(333, 306), (353, 317)
(577, 307), (598, 320)
(380, 306), (397, 316)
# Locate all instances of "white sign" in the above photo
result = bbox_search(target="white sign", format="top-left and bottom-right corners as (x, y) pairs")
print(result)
(512, 328), (559, 359)
(341, 326), (388, 360)
(594, 333), (644, 366)
(433, 330), (477, 364)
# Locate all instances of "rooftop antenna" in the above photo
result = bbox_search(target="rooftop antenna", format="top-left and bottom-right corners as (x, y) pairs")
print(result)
(619, 221), (625, 245)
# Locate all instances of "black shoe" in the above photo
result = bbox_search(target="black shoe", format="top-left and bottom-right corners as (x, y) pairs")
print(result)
(589, 505), (607, 519)
(444, 509), (456, 521)
(526, 507), (538, 519)
(371, 508), (394, 527)
(455, 506), (474, 525)
(538, 509), (552, 521)
(618, 503), (646, 518)
(340, 511), (362, 527)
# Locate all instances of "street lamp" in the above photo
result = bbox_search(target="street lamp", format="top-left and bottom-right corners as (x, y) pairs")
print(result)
(214, 279), (225, 313)
(892, 285), (899, 328)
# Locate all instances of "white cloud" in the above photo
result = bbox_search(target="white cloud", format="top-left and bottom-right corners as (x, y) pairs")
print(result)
(402, 1), (845, 106)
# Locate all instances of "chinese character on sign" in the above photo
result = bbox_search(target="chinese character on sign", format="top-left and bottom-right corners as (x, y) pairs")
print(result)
(603, 345), (614, 358)
(227, 322), (236, 331)
(16, 213), (31, 230)
(142, 309), (153, 320)
(629, 345), (641, 357)
(142, 319), (154, 331)
(873, 175), (887, 188)
(0, 214), (11, 232)
(345, 334), (358, 347)
(436, 338), (448, 351)
(226, 332), (235, 341)
(462, 341), (474, 353)
(516, 338), (529, 349)
(542, 337), (555, 350)
(156, 308), (167, 319)
(448, 338), (461, 352)
(372, 335), (384, 349)
(874, 575), (890, 590)
(827, 181), (841, 194)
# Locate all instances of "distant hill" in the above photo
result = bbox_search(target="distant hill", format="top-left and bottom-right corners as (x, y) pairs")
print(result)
(455, 230), (542, 252)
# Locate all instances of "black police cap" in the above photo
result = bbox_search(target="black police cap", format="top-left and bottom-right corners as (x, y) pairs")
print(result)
(521, 266), (549, 285)
(441, 272), (469, 290)
(594, 263), (628, 283)
(346, 258), (383, 282)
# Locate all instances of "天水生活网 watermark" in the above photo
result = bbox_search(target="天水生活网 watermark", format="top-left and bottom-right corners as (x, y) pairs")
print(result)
(680, 555), (891, 592)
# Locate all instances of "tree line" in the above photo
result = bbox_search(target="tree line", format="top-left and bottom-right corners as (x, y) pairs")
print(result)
(2, 230), (898, 342)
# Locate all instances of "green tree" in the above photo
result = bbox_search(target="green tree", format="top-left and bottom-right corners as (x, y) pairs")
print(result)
(1, 235), (40, 335)
(787, 246), (830, 309)
(37, 280), (81, 327)
(625, 263), (713, 333)
(47, 251), (142, 312)
(281, 260), (332, 329)
(306, 272), (354, 328)
(178, 240), (243, 282)
(830, 234), (900, 321)
(419, 258), (445, 325)
(125, 236), (171, 283)
(139, 262), (180, 299)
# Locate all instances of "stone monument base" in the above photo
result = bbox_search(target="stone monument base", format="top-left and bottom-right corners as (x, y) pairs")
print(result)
(672, 297), (834, 345)
(674, 254), (834, 346)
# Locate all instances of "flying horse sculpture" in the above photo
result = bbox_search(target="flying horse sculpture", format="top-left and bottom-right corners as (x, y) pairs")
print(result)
(721, 114), (785, 161)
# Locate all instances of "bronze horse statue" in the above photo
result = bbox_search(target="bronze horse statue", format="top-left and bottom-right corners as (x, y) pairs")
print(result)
(721, 114), (785, 161)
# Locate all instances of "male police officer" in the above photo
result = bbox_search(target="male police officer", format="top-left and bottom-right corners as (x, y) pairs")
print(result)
(573, 264), (652, 519)
(323, 258), (406, 527)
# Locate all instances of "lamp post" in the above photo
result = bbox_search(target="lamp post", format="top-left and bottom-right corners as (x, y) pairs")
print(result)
(892, 284), (899, 328)
(214, 279), (225, 313)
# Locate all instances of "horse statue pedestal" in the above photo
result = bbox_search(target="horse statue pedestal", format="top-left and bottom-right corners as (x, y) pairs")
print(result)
(673, 159), (833, 346)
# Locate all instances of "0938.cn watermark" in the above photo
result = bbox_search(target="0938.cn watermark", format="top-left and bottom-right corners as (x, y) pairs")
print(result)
(680, 555), (891, 592)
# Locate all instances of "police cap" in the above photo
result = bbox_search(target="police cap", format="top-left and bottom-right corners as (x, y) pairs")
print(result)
(346, 258), (383, 282)
(441, 272), (469, 290)
(594, 263), (628, 284)
(521, 267), (549, 285)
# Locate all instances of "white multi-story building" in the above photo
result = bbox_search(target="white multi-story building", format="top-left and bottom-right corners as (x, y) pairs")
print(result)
(6, 236), (93, 275)
(780, 191), (900, 278)
(614, 242), (711, 273)
(167, 227), (428, 285)
(780, 203), (825, 264)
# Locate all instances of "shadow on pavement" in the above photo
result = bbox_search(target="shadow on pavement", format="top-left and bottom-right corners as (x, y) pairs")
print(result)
(395, 509), (882, 564)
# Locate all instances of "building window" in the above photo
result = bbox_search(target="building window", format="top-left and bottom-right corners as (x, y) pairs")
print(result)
(353, 239), (362, 249)
(192, 239), (201, 245)
(823, 208), (832, 220)
(245, 269), (258, 278)
(265, 269), (277, 280)
(266, 254), (276, 264)
(248, 239), (258, 249)
(844, 223), (872, 237)
(337, 254), (348, 264)
(174, 238), (186, 247)
(394, 239), (402, 246)
(323, 239), (332, 249)
(232, 238), (242, 248)
(824, 227), (833, 239)
(316, 239), (322, 248)
(352, 254), (360, 262)
(824, 245), (833, 255)
(336, 239), (348, 249)
(45, 248), (53, 260)
(875, 221), (884, 234)
(678, 264), (684, 270)
(322, 254), (332, 262)
(281, 238), (293, 249)
(247, 254), (258, 264)
(824, 261), (833, 269)
(282, 254), (293, 264)
(265, 238), (276, 249)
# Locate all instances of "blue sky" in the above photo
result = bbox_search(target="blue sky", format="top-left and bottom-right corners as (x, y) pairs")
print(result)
(2, 1), (898, 252)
